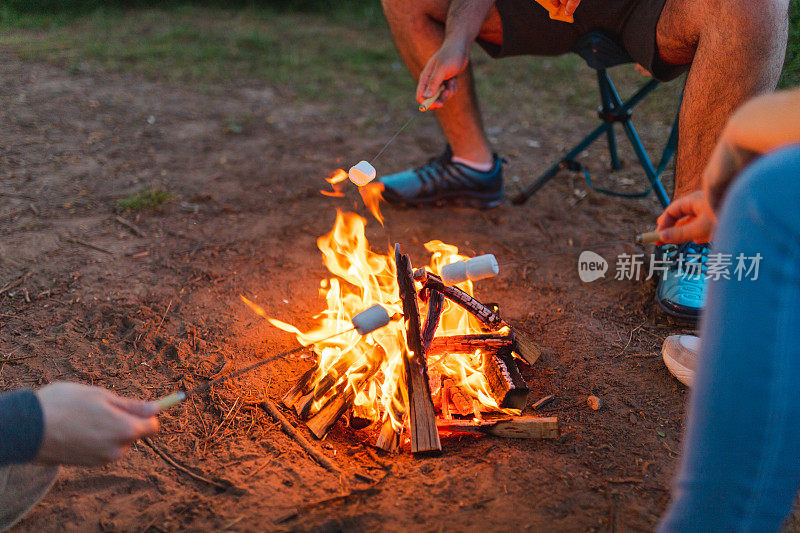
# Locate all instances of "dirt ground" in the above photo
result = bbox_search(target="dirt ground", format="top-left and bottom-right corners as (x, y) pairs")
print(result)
(0, 50), (704, 532)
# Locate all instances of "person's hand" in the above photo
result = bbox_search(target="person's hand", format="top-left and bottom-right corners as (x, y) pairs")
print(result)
(656, 190), (717, 244)
(416, 38), (467, 110)
(702, 134), (757, 211)
(35, 383), (159, 466)
(549, 0), (581, 17)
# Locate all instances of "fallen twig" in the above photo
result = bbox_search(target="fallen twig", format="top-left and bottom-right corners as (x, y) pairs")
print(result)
(0, 272), (32, 296)
(0, 354), (38, 365)
(141, 437), (239, 492)
(60, 235), (114, 255)
(114, 215), (147, 237)
(531, 394), (555, 411)
(274, 470), (392, 524)
(260, 400), (342, 474)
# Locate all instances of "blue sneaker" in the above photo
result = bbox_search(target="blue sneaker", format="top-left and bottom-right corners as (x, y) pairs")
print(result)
(377, 146), (504, 209)
(655, 242), (710, 320)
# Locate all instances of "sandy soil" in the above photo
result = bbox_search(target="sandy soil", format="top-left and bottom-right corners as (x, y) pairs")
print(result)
(0, 52), (702, 532)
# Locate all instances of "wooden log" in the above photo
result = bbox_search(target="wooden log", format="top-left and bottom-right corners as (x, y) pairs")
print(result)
(282, 366), (317, 409)
(306, 364), (380, 438)
(293, 353), (359, 418)
(306, 387), (354, 439)
(395, 244), (441, 456)
(375, 417), (400, 453)
(436, 416), (559, 439)
(513, 330), (543, 366)
(416, 271), (543, 366)
(428, 333), (515, 355)
(482, 348), (530, 410)
(417, 271), (504, 329)
(443, 379), (473, 416)
(420, 289), (444, 354)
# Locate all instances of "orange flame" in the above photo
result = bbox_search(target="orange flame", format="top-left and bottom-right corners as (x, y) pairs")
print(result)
(253, 211), (511, 432)
(320, 169), (348, 198)
(358, 182), (386, 226)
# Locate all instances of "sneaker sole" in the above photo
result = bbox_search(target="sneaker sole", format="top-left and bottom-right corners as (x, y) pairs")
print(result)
(662, 344), (695, 387)
(654, 293), (701, 322)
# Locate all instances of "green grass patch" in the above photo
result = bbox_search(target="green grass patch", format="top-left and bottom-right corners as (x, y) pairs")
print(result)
(117, 189), (174, 212)
(780, 0), (800, 87)
(0, 5), (404, 101)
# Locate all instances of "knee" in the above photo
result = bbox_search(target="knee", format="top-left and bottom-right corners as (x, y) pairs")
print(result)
(716, 0), (789, 43)
(381, 0), (427, 20)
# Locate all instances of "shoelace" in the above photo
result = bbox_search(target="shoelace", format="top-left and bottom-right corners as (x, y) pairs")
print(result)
(663, 242), (710, 278)
(414, 151), (457, 187)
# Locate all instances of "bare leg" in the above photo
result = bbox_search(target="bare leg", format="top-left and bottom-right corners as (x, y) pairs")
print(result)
(381, 0), (502, 164)
(656, 0), (789, 199)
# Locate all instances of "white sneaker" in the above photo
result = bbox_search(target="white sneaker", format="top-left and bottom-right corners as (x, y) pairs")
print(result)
(662, 335), (700, 387)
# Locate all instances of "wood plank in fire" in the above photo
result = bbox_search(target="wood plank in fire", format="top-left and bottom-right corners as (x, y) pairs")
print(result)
(395, 243), (441, 456)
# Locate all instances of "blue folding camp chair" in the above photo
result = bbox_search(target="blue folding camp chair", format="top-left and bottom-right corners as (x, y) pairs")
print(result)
(512, 31), (681, 208)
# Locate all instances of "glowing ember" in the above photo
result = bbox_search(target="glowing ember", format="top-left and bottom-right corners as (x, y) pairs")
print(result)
(251, 211), (513, 433)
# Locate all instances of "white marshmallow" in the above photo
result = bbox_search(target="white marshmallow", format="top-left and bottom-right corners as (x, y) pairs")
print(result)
(441, 260), (469, 286)
(348, 160), (377, 186)
(441, 254), (499, 285)
(351, 304), (391, 335)
(465, 254), (499, 281)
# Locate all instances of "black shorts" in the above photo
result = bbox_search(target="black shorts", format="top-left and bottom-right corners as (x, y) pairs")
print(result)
(478, 0), (689, 82)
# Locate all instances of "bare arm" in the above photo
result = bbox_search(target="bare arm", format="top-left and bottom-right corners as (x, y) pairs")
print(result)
(416, 0), (495, 105)
(704, 88), (800, 210)
(657, 88), (800, 244)
(442, 0), (496, 47)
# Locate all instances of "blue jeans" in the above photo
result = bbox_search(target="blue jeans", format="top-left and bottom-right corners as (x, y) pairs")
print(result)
(660, 145), (800, 532)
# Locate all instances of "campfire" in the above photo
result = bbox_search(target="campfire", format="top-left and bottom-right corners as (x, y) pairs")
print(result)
(245, 211), (558, 454)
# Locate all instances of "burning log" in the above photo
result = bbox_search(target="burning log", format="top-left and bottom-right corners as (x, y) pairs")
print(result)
(428, 333), (515, 355)
(415, 270), (542, 366)
(291, 354), (359, 418)
(282, 366), (316, 409)
(443, 378), (473, 416)
(306, 386), (354, 439)
(395, 244), (441, 456)
(306, 364), (380, 438)
(437, 416), (559, 439)
(420, 289), (444, 354)
(481, 348), (530, 410)
(375, 418), (400, 453)
(415, 269), (504, 329)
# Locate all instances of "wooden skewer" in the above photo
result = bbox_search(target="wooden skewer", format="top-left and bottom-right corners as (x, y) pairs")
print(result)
(419, 85), (446, 112)
(155, 326), (361, 410)
(636, 230), (662, 244)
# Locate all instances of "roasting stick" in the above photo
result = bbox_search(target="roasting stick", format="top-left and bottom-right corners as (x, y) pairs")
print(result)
(635, 230), (662, 244)
(349, 84), (449, 184)
(155, 304), (396, 410)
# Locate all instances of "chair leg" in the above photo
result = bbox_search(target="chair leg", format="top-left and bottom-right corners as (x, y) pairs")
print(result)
(512, 121), (612, 205)
(620, 118), (670, 207)
(597, 71), (622, 171)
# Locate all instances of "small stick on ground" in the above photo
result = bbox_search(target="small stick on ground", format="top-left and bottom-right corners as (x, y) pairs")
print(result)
(261, 399), (342, 474)
(60, 235), (114, 255)
(531, 394), (555, 411)
(141, 437), (238, 492)
(274, 470), (393, 524)
(114, 215), (148, 237)
(0, 272), (32, 296)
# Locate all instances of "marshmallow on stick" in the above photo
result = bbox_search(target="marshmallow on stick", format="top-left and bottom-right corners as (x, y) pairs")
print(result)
(351, 303), (392, 335)
(441, 254), (500, 285)
(155, 303), (393, 410)
(348, 160), (377, 186)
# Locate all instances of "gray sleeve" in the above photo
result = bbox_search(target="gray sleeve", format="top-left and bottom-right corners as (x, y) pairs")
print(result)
(0, 389), (45, 466)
